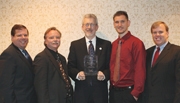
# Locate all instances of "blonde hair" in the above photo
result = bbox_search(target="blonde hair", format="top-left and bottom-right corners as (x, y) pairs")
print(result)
(151, 21), (169, 33)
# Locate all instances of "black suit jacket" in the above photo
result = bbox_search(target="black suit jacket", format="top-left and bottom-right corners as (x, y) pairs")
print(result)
(0, 43), (36, 103)
(68, 37), (111, 103)
(142, 42), (180, 103)
(33, 48), (73, 103)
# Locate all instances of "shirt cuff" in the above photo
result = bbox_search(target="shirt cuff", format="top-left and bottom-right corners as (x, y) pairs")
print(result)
(76, 73), (80, 80)
(131, 89), (140, 98)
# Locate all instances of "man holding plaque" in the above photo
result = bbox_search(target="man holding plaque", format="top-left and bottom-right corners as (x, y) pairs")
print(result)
(109, 11), (146, 103)
(68, 14), (111, 103)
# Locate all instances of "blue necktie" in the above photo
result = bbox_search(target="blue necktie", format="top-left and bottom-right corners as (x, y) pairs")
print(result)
(89, 41), (94, 55)
(22, 50), (32, 64)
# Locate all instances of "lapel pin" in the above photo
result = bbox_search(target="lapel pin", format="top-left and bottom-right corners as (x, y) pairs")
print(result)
(99, 47), (102, 50)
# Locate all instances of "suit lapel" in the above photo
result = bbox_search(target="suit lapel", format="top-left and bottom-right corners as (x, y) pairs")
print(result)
(147, 46), (155, 71)
(44, 48), (66, 83)
(153, 43), (171, 67)
(18, 50), (32, 67)
(95, 37), (102, 56)
(12, 44), (32, 68)
(80, 37), (89, 55)
(44, 48), (60, 70)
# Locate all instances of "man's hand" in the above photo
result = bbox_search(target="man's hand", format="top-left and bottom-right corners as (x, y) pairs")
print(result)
(97, 71), (105, 81)
(133, 96), (138, 101)
(78, 71), (85, 80)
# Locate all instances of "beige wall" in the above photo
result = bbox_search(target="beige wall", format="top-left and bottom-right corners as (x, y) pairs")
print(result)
(0, 0), (180, 59)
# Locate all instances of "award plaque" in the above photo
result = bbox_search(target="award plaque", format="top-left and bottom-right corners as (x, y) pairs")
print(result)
(84, 55), (98, 76)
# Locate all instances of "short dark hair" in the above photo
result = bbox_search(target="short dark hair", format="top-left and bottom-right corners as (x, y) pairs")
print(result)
(11, 24), (29, 36)
(44, 27), (61, 39)
(113, 11), (129, 21)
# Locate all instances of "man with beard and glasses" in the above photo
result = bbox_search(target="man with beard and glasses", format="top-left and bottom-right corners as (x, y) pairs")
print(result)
(33, 27), (73, 103)
(109, 11), (146, 103)
(67, 14), (111, 103)
(0, 24), (37, 103)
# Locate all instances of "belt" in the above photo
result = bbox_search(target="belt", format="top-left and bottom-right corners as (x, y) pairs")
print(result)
(112, 85), (134, 91)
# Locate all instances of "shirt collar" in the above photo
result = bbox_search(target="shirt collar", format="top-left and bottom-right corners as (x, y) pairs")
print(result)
(155, 41), (168, 52)
(118, 31), (131, 43)
(85, 36), (96, 44)
(46, 47), (59, 60)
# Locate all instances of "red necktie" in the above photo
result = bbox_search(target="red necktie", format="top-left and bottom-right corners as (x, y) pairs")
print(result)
(113, 40), (121, 82)
(152, 47), (160, 67)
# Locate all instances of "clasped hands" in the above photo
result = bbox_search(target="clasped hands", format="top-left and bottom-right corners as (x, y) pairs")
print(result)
(78, 71), (105, 81)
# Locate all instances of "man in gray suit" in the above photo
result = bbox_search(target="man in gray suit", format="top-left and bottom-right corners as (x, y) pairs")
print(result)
(142, 21), (180, 103)
(0, 24), (37, 103)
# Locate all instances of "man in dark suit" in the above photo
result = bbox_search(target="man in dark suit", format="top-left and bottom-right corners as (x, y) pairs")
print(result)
(68, 14), (111, 103)
(142, 21), (180, 103)
(33, 27), (73, 103)
(0, 24), (37, 103)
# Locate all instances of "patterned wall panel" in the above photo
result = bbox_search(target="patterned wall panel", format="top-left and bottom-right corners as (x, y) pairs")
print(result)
(0, 0), (180, 60)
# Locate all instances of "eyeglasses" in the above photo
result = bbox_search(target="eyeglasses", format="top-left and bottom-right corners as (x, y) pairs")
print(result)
(83, 23), (96, 27)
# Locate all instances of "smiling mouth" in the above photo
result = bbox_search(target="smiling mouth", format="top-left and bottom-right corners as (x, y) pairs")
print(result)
(118, 27), (123, 30)
(21, 41), (26, 44)
(155, 38), (161, 41)
(52, 42), (59, 45)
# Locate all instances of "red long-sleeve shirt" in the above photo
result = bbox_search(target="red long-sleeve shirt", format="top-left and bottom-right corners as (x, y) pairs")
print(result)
(110, 31), (146, 98)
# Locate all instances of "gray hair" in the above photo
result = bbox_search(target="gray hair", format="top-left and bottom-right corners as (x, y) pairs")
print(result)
(82, 14), (98, 25)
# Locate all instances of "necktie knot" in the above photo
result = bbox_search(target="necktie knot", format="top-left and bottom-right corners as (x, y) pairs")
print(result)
(118, 40), (122, 44)
(22, 50), (29, 59)
(56, 54), (60, 62)
(157, 47), (160, 51)
(22, 50), (32, 64)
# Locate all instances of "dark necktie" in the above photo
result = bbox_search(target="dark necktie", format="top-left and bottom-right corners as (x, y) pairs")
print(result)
(113, 40), (122, 83)
(152, 47), (160, 67)
(56, 54), (71, 97)
(22, 50), (32, 64)
(89, 41), (95, 55)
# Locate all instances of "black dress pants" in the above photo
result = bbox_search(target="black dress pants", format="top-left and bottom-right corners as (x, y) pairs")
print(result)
(109, 86), (137, 103)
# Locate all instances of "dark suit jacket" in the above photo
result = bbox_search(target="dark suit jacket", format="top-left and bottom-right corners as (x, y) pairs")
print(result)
(142, 42), (180, 103)
(68, 37), (111, 103)
(33, 48), (73, 103)
(0, 43), (36, 103)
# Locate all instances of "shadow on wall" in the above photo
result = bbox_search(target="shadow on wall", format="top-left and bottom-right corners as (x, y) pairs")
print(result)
(96, 31), (110, 41)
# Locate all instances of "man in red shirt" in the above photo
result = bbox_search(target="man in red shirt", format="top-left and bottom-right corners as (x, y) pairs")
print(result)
(109, 11), (146, 103)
